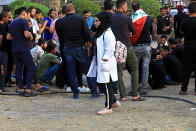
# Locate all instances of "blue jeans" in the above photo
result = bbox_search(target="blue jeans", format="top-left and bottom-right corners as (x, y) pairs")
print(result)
(43, 64), (59, 84)
(0, 51), (8, 89)
(134, 45), (151, 91)
(13, 51), (34, 89)
(63, 46), (85, 96)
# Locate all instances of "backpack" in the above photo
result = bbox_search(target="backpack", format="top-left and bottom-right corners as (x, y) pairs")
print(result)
(103, 31), (127, 64)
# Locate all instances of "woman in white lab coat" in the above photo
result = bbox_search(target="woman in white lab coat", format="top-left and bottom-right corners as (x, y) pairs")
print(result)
(87, 11), (121, 115)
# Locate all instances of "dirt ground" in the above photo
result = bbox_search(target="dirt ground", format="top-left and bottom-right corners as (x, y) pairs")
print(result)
(0, 71), (195, 131)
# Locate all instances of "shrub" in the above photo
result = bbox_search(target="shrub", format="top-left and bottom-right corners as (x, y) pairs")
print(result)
(8, 0), (49, 18)
(73, 0), (101, 16)
(128, 0), (161, 19)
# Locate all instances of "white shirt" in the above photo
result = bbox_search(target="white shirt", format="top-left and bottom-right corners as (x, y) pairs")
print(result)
(31, 45), (45, 66)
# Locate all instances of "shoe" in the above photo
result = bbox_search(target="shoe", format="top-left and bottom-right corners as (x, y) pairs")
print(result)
(91, 94), (100, 99)
(132, 96), (145, 101)
(179, 90), (187, 95)
(16, 89), (20, 93)
(24, 91), (37, 97)
(120, 97), (126, 101)
(72, 94), (79, 99)
(140, 90), (147, 96)
(66, 87), (72, 92)
(18, 91), (25, 96)
(112, 101), (121, 108)
(78, 86), (89, 93)
(97, 108), (113, 115)
(85, 87), (91, 93)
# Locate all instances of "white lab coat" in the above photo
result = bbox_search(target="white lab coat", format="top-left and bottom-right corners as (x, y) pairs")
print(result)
(87, 28), (118, 83)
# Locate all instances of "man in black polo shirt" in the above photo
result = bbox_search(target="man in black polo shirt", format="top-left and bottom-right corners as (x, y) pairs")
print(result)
(55, 3), (92, 99)
(174, 5), (188, 40)
(131, 1), (153, 95)
(111, 0), (144, 101)
(154, 7), (173, 44)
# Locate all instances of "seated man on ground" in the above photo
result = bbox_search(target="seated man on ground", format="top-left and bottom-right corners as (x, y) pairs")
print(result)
(148, 48), (166, 89)
(168, 38), (184, 64)
(160, 46), (183, 84)
(31, 38), (48, 91)
(38, 43), (61, 84)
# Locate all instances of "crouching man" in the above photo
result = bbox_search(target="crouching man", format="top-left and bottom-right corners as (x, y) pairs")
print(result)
(38, 43), (61, 85)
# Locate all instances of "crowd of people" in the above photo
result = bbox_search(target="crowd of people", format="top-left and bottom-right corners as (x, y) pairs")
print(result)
(0, 0), (196, 115)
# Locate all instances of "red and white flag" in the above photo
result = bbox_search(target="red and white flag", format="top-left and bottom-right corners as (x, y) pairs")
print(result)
(130, 10), (147, 44)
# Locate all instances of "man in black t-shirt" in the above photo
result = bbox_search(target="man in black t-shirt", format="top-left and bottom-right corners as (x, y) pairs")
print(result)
(154, 7), (173, 44)
(174, 5), (189, 40)
(180, 2), (196, 95)
(0, 11), (9, 92)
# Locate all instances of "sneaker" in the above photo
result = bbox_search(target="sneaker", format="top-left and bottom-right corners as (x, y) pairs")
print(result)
(91, 94), (100, 99)
(72, 94), (79, 99)
(179, 90), (187, 95)
(85, 87), (91, 93)
(24, 91), (37, 97)
(66, 87), (72, 92)
(97, 108), (113, 115)
(78, 86), (86, 93)
(112, 101), (121, 108)
(18, 91), (25, 96)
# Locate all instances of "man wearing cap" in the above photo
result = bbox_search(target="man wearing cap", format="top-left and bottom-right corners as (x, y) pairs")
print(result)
(174, 5), (188, 40)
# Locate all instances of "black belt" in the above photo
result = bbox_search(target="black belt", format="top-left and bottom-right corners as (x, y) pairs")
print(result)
(134, 43), (150, 46)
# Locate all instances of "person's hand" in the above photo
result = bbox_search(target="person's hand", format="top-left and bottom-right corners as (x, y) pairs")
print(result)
(102, 59), (108, 62)
(162, 26), (169, 32)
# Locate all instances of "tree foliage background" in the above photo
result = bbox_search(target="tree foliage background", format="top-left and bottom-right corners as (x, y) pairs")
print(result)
(9, 0), (49, 18)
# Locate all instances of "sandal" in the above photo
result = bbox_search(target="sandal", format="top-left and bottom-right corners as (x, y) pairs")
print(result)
(120, 97), (126, 101)
(132, 96), (145, 101)
(179, 90), (187, 95)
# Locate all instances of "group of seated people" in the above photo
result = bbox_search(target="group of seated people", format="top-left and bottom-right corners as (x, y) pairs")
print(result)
(148, 35), (185, 89)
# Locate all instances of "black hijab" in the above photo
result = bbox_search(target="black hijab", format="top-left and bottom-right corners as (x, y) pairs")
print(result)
(93, 11), (112, 39)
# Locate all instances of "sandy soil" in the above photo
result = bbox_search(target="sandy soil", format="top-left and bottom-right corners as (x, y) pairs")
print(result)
(0, 71), (195, 131)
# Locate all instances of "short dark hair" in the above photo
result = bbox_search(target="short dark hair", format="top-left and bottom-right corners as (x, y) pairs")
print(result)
(0, 12), (8, 21)
(62, 5), (66, 14)
(38, 38), (46, 46)
(116, 0), (127, 9)
(160, 7), (165, 11)
(162, 46), (171, 52)
(46, 43), (56, 53)
(58, 10), (62, 15)
(36, 8), (42, 14)
(14, 8), (20, 16)
(83, 10), (90, 14)
(2, 6), (11, 12)
(17, 7), (28, 16)
(168, 38), (177, 45)
(188, 2), (196, 13)
(131, 1), (140, 11)
(161, 35), (167, 39)
(164, 6), (169, 9)
(28, 6), (36, 12)
(104, 0), (113, 10)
